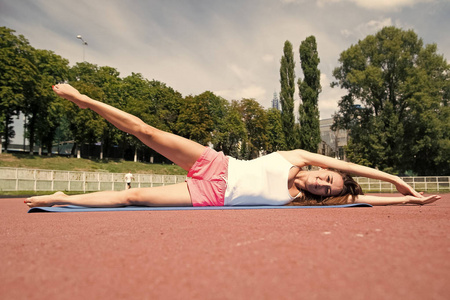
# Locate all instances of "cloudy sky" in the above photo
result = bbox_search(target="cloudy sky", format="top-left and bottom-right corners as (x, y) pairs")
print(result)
(1, 0), (449, 120)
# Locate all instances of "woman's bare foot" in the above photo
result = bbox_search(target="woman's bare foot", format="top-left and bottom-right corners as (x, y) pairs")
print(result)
(25, 191), (68, 208)
(52, 84), (88, 109)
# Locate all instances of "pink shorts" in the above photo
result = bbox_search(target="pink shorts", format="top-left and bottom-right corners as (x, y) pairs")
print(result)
(186, 147), (229, 207)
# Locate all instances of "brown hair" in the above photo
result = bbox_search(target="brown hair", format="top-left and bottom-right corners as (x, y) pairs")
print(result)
(289, 170), (364, 206)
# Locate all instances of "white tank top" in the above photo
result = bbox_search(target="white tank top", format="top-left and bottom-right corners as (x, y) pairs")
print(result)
(224, 152), (300, 206)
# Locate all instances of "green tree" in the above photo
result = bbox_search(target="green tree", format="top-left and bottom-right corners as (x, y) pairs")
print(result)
(67, 62), (108, 158)
(30, 49), (69, 155)
(122, 73), (155, 162)
(235, 98), (268, 159)
(333, 26), (449, 175)
(266, 108), (286, 153)
(93, 66), (123, 159)
(176, 94), (213, 145)
(279, 40), (296, 149)
(207, 91), (228, 151)
(401, 43), (450, 174)
(221, 103), (247, 158)
(146, 80), (183, 134)
(297, 36), (321, 152)
(203, 91), (246, 157)
(0, 27), (37, 152)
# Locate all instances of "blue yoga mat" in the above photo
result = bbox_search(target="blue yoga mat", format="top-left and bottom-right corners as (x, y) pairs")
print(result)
(28, 203), (371, 213)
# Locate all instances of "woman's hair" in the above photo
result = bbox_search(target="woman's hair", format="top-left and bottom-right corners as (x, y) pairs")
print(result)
(289, 169), (364, 206)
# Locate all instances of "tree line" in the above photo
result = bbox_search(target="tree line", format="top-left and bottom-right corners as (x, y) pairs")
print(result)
(1, 26), (449, 175)
(0, 27), (289, 162)
(332, 27), (449, 175)
(0, 26), (321, 162)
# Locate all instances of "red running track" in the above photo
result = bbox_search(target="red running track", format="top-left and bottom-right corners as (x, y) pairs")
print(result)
(1, 194), (449, 300)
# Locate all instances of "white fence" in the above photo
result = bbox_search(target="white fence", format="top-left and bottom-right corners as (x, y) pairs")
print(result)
(0, 167), (448, 193)
(355, 176), (449, 192)
(0, 167), (187, 192)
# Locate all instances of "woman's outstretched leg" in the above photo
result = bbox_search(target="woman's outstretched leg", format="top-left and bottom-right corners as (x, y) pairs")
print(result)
(52, 84), (206, 171)
(25, 183), (192, 208)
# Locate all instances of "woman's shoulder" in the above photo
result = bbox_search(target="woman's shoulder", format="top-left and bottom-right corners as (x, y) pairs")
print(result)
(277, 150), (308, 168)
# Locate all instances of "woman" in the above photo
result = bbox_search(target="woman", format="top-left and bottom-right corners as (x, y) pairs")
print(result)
(25, 84), (440, 208)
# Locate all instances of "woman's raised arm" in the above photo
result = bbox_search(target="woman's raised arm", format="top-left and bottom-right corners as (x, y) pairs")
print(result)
(280, 149), (422, 197)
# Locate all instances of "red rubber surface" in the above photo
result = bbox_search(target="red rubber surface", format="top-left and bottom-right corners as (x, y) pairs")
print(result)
(1, 194), (449, 300)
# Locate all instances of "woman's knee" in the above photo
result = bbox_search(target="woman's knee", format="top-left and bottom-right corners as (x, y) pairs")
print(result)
(122, 188), (143, 205)
(137, 123), (160, 140)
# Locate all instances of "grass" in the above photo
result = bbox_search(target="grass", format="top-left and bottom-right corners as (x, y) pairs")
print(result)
(0, 153), (187, 175)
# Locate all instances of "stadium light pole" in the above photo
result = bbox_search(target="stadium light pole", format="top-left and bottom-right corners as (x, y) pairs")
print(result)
(76, 35), (88, 61)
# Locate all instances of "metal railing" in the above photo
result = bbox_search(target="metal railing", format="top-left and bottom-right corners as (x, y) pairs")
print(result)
(355, 176), (450, 193)
(0, 167), (448, 193)
(0, 167), (186, 192)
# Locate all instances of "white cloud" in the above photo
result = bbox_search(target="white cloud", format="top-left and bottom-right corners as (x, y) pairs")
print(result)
(340, 29), (352, 38)
(316, 0), (341, 8)
(280, 0), (307, 4)
(359, 17), (394, 36)
(339, 17), (397, 40)
(215, 84), (267, 101)
(318, 73), (345, 119)
(228, 63), (251, 81)
(262, 54), (275, 63)
(241, 85), (267, 100)
(317, 0), (435, 11)
(1, 0), (449, 121)
(349, 0), (435, 11)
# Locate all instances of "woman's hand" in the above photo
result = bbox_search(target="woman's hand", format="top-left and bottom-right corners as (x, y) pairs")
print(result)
(393, 177), (423, 197)
(52, 84), (88, 109)
(405, 194), (441, 205)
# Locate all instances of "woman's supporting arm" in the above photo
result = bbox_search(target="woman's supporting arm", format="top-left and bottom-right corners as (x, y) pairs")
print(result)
(282, 149), (422, 197)
(354, 194), (441, 206)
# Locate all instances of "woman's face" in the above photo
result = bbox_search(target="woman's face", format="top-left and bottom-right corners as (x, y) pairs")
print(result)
(305, 170), (344, 197)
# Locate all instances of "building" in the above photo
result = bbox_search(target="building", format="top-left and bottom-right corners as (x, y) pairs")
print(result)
(319, 118), (348, 160)
(272, 92), (280, 110)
